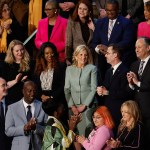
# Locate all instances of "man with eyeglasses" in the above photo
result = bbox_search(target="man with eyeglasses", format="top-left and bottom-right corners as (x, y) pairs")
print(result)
(97, 44), (130, 136)
(92, 0), (136, 80)
(0, 77), (12, 150)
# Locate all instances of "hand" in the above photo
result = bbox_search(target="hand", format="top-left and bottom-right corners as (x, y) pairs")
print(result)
(64, 2), (75, 10)
(126, 14), (131, 19)
(3, 21), (11, 30)
(106, 138), (121, 148)
(97, 86), (104, 96)
(24, 118), (36, 132)
(77, 105), (87, 113)
(96, 44), (107, 55)
(131, 72), (139, 85)
(68, 114), (81, 130)
(88, 19), (95, 31)
(15, 73), (22, 83)
(71, 105), (79, 115)
(127, 72), (134, 85)
(76, 135), (86, 144)
(99, 9), (107, 18)
(21, 76), (28, 82)
(97, 86), (108, 96)
(41, 95), (50, 102)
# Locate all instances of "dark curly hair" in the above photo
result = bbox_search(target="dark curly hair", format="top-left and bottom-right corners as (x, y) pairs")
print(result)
(34, 42), (59, 75)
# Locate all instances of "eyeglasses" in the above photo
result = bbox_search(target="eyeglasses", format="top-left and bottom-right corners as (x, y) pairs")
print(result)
(44, 8), (55, 12)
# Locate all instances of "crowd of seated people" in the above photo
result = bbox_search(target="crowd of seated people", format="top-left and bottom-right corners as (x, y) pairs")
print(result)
(1, 0), (150, 150)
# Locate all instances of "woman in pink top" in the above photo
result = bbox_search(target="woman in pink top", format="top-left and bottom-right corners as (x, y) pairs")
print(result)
(137, 1), (150, 38)
(76, 106), (114, 150)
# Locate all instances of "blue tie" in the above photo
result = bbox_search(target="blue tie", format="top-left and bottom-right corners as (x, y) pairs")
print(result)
(27, 105), (32, 121)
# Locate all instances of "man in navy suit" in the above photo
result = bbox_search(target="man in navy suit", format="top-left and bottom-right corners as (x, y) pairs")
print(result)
(0, 77), (12, 150)
(127, 37), (150, 148)
(97, 44), (130, 136)
(92, 0), (136, 79)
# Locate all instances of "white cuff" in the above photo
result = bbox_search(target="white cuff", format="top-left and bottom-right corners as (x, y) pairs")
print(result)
(95, 46), (100, 54)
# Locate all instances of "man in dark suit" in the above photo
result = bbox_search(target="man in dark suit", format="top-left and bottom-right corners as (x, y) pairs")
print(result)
(92, 0), (136, 79)
(0, 77), (12, 150)
(97, 44), (129, 136)
(5, 81), (47, 150)
(127, 37), (150, 148)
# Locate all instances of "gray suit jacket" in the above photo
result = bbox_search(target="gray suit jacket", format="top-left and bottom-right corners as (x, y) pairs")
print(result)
(65, 19), (93, 60)
(5, 99), (47, 150)
(64, 64), (97, 107)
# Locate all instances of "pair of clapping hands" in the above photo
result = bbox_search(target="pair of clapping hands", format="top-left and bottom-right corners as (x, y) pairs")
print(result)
(106, 138), (122, 148)
(68, 114), (81, 131)
(24, 118), (37, 134)
(127, 71), (139, 85)
(71, 105), (87, 115)
(97, 86), (109, 96)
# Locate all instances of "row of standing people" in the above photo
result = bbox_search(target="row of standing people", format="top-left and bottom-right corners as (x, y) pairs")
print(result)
(0, 36), (149, 149)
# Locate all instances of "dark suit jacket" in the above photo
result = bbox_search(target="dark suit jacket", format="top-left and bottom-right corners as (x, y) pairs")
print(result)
(92, 15), (136, 78)
(0, 100), (12, 150)
(101, 63), (130, 128)
(129, 59), (150, 119)
(33, 63), (66, 102)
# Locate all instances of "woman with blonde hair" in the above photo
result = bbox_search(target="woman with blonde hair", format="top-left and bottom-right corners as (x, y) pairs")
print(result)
(106, 100), (145, 149)
(0, 39), (32, 104)
(65, 44), (97, 149)
(77, 106), (114, 150)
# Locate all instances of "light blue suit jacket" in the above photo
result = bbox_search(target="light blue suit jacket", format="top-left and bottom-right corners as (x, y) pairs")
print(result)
(5, 99), (47, 150)
(64, 64), (97, 107)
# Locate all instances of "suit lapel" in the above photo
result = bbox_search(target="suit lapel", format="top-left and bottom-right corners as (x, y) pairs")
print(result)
(109, 16), (120, 42)
(104, 18), (109, 43)
(141, 59), (150, 79)
(50, 16), (61, 40)
(18, 99), (28, 124)
(34, 100), (40, 118)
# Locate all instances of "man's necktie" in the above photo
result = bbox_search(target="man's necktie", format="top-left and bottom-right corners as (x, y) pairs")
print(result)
(27, 105), (32, 121)
(0, 102), (5, 121)
(138, 61), (145, 79)
(108, 20), (114, 40)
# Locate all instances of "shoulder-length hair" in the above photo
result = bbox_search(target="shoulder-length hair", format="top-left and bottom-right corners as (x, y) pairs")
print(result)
(0, 1), (11, 18)
(5, 40), (30, 72)
(34, 42), (59, 75)
(119, 100), (141, 131)
(72, 0), (93, 22)
(94, 106), (115, 129)
(72, 44), (93, 66)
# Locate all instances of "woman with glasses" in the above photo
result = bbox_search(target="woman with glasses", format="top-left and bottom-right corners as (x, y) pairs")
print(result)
(76, 106), (114, 150)
(35, 0), (68, 63)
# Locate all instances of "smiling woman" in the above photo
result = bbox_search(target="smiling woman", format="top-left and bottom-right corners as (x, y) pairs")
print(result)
(0, 40), (32, 104)
(35, 0), (68, 62)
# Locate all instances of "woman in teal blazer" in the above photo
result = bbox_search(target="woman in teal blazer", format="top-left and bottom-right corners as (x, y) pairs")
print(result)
(64, 45), (97, 142)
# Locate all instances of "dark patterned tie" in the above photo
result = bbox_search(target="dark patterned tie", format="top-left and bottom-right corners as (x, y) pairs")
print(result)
(0, 102), (5, 122)
(27, 105), (32, 121)
(138, 61), (145, 79)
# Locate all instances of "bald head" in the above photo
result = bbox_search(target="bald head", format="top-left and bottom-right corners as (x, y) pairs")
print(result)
(23, 81), (36, 104)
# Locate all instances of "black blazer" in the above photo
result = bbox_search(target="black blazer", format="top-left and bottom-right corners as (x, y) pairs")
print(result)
(33, 63), (66, 101)
(129, 59), (150, 118)
(100, 63), (130, 130)
(0, 100), (12, 150)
